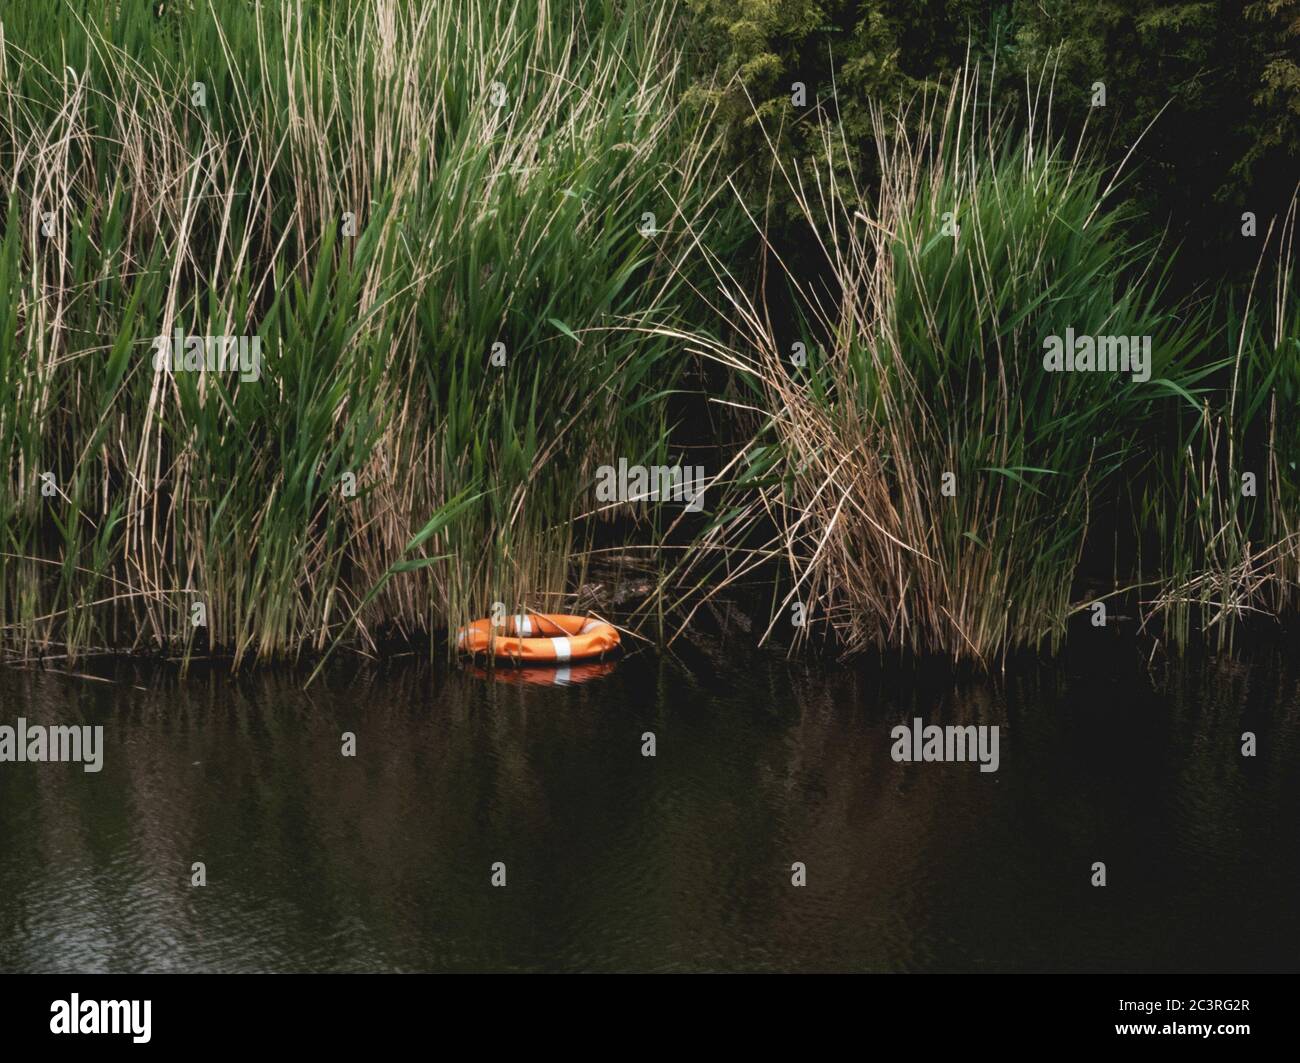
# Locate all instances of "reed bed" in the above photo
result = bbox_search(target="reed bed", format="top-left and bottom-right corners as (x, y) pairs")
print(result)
(2, 4), (1296, 671)
(1138, 204), (1300, 645)
(0, 0), (732, 665)
(654, 69), (1299, 664)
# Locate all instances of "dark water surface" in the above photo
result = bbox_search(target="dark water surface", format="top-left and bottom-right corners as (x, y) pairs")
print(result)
(1, 642), (1298, 972)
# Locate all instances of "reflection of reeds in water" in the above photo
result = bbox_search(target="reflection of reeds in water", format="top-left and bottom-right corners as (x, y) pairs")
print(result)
(2, 650), (1296, 969)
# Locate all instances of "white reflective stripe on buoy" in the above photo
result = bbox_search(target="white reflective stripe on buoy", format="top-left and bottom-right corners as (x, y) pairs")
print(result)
(514, 614), (532, 635)
(554, 666), (570, 685)
(580, 620), (600, 633)
(549, 636), (572, 662)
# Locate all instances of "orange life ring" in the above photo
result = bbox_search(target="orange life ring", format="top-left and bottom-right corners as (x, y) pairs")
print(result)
(455, 613), (620, 663)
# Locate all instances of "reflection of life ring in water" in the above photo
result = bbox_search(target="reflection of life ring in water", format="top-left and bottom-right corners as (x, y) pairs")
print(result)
(455, 613), (620, 663)
(472, 660), (617, 687)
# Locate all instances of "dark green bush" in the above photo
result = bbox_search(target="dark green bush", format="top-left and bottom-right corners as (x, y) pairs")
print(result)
(1011, 0), (1300, 283)
(685, 1), (1300, 282)
(682, 1), (1010, 211)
